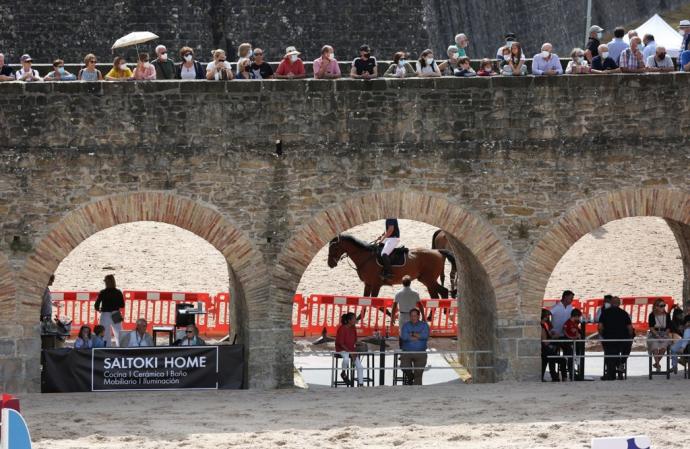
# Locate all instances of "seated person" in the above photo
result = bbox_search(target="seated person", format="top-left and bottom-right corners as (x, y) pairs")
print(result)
(453, 57), (476, 77)
(92, 324), (106, 348)
(44, 59), (76, 81)
(74, 325), (93, 349)
(175, 324), (206, 346)
(591, 44), (620, 73)
(670, 315), (690, 373)
(105, 56), (133, 80)
(477, 58), (497, 76)
(335, 312), (364, 387)
(123, 318), (154, 347)
(383, 52), (416, 78)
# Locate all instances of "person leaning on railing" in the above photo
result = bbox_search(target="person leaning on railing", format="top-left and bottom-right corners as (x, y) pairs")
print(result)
(44, 59), (76, 81)
(618, 37), (645, 74)
(0, 52), (14, 81)
(416, 49), (441, 78)
(350, 44), (377, 79)
(206, 49), (234, 80)
(565, 48), (589, 74)
(645, 46), (674, 73)
(597, 296), (633, 381)
(132, 52), (156, 80)
(438, 45), (460, 76)
(591, 45), (620, 74)
(313, 45), (341, 80)
(105, 56), (133, 81)
(647, 299), (671, 372)
(78, 53), (103, 81)
(383, 52), (415, 78)
(176, 46), (205, 80)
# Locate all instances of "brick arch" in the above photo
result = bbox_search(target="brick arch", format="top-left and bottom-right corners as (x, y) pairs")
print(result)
(522, 188), (690, 316)
(14, 192), (279, 389)
(274, 190), (521, 381)
(0, 251), (15, 322)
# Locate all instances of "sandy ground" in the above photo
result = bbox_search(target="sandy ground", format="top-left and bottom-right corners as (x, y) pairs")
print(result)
(53, 217), (683, 302)
(23, 379), (690, 449)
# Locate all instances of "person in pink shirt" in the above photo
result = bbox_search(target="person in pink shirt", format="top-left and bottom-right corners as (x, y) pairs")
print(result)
(313, 45), (341, 79)
(132, 53), (156, 80)
(275, 46), (306, 79)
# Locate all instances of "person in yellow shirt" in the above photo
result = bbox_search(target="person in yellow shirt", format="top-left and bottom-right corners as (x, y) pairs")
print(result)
(105, 56), (133, 80)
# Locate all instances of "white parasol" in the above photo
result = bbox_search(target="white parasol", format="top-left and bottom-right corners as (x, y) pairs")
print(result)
(112, 31), (159, 50)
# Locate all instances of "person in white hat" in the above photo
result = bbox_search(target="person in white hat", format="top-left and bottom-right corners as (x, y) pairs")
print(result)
(275, 46), (306, 79)
(584, 25), (604, 63)
(15, 54), (42, 82)
(679, 20), (690, 53)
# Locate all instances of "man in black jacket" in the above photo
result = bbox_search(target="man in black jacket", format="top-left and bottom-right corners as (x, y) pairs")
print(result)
(598, 296), (634, 380)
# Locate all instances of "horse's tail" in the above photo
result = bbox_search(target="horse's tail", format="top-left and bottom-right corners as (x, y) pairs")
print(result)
(431, 229), (443, 250)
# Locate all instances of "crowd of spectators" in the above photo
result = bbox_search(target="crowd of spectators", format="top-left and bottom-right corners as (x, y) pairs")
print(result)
(4, 22), (690, 83)
(542, 290), (690, 382)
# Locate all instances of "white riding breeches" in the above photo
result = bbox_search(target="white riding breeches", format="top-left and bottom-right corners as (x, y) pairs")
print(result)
(340, 352), (364, 384)
(382, 238), (400, 256)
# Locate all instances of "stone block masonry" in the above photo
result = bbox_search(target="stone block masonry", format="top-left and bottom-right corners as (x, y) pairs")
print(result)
(1, 74), (690, 391)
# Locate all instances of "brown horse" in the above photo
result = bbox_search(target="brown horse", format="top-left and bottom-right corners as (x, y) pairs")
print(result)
(432, 229), (458, 297)
(327, 234), (456, 299)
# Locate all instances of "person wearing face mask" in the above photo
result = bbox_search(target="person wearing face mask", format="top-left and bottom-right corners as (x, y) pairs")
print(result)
(383, 51), (415, 78)
(44, 59), (76, 81)
(206, 49), (234, 80)
(565, 48), (590, 74)
(641, 34), (657, 62)
(477, 58), (497, 76)
(679, 20), (690, 52)
(248, 48), (274, 79)
(591, 44), (619, 73)
(496, 33), (525, 60)
(584, 25), (604, 63)
(618, 36), (645, 73)
(531, 43), (562, 76)
(0, 53), (14, 81)
(132, 52), (156, 80)
(104, 56), (133, 80)
(416, 49), (441, 77)
(152, 44), (175, 80)
(645, 46), (674, 73)
(350, 44), (378, 79)
(275, 46), (306, 79)
(313, 45), (341, 79)
(453, 33), (469, 58)
(235, 57), (254, 80)
(176, 47), (205, 80)
(453, 57), (476, 77)
(438, 45), (460, 76)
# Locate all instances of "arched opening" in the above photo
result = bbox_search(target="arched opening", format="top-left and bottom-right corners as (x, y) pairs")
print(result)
(523, 188), (690, 379)
(0, 251), (15, 321)
(275, 191), (520, 384)
(11, 192), (275, 391)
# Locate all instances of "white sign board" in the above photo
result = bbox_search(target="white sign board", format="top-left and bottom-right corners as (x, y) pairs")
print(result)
(591, 436), (651, 449)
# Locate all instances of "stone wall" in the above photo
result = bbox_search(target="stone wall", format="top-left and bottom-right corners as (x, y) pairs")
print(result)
(1, 0), (688, 63)
(1, 74), (690, 391)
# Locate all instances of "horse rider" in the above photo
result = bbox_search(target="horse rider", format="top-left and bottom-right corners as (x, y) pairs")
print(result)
(375, 218), (400, 280)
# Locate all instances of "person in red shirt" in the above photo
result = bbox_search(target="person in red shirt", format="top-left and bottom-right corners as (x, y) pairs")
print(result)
(335, 312), (363, 386)
(563, 308), (584, 380)
(275, 46), (306, 79)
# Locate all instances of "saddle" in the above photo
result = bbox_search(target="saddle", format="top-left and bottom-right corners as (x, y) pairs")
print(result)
(375, 244), (408, 267)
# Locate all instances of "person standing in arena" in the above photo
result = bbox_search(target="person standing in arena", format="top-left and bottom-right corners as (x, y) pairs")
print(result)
(94, 274), (125, 347)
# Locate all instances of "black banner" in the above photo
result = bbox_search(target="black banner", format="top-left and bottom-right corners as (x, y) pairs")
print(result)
(42, 345), (244, 393)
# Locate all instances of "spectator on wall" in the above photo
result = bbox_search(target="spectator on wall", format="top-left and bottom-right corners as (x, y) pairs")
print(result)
(0, 53), (14, 81)
(124, 319), (154, 347)
(607, 27), (629, 63)
(94, 274), (125, 346)
(40, 274), (55, 322)
(78, 53), (103, 81)
(496, 32), (524, 59)
(477, 58), (498, 76)
(591, 45), (619, 73)
(15, 54), (42, 82)
(645, 46), (674, 73)
(235, 57), (254, 79)
(44, 59), (77, 81)
(104, 56), (133, 80)
(454, 33), (469, 57)
(206, 49), (234, 80)
(438, 45), (460, 76)
(679, 20), (690, 53)
(598, 296), (634, 380)
(92, 325), (106, 348)
(350, 44), (377, 79)
(313, 45), (341, 79)
(237, 42), (253, 66)
(74, 325), (93, 349)
(399, 308), (429, 385)
(565, 48), (589, 74)
(454, 57), (476, 77)
(132, 52), (156, 80)
(383, 51), (416, 78)
(647, 298), (671, 372)
(335, 312), (364, 387)
(248, 48), (274, 79)
(416, 49), (441, 77)
(584, 25), (604, 63)
(500, 42), (527, 76)
(275, 46), (306, 79)
(531, 43), (562, 75)
(642, 34), (657, 62)
(619, 36), (646, 73)
(152, 44), (175, 80)
(176, 46), (205, 80)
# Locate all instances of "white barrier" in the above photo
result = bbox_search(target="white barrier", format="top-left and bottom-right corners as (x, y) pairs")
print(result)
(591, 436), (651, 449)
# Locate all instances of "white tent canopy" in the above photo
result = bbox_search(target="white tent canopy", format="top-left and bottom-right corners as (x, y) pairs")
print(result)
(624, 13), (683, 57)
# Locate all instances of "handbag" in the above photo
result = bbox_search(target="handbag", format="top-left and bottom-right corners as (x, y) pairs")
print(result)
(110, 310), (124, 324)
